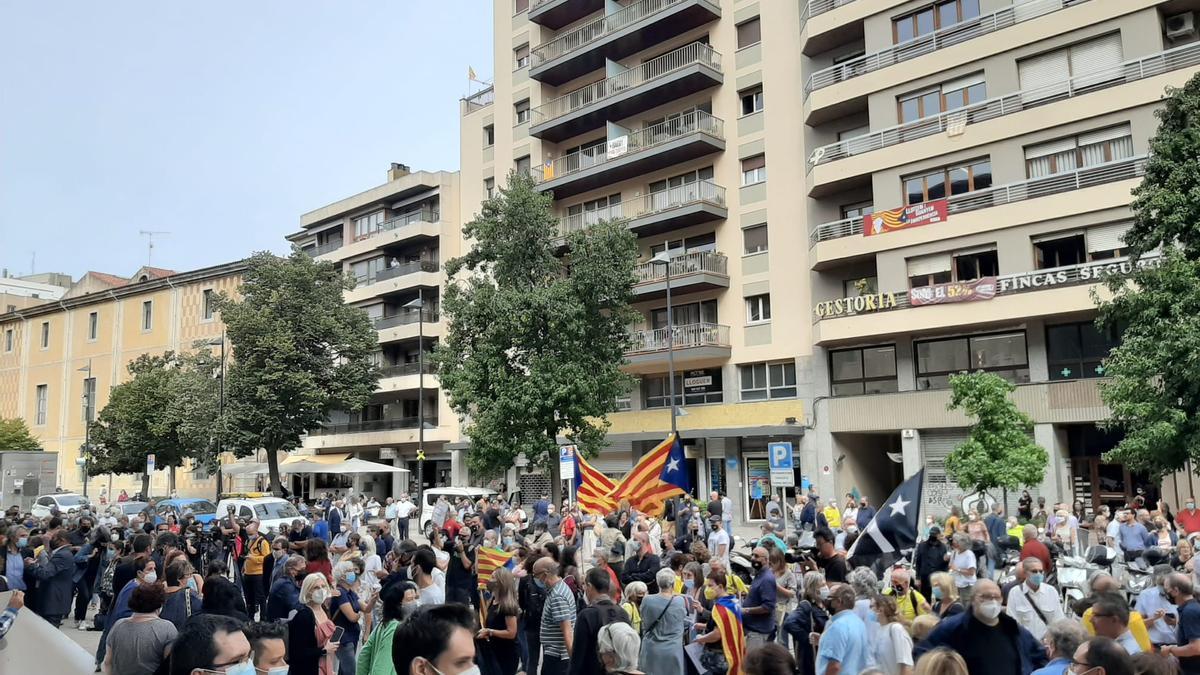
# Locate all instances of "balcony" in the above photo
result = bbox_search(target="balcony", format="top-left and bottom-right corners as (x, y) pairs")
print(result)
(535, 110), (724, 200)
(348, 261), (440, 304)
(530, 43), (723, 143)
(307, 416), (438, 437)
(809, 156), (1146, 246)
(374, 309), (439, 331)
(461, 86), (494, 115)
(632, 251), (728, 300)
(559, 180), (727, 240)
(625, 322), (731, 370)
(805, 0), (1089, 95)
(309, 240), (343, 257)
(803, 0), (858, 21)
(329, 211), (441, 262)
(530, 0), (721, 86)
(377, 361), (439, 394)
(379, 361), (437, 378)
(809, 42), (1200, 169)
(529, 0), (604, 29)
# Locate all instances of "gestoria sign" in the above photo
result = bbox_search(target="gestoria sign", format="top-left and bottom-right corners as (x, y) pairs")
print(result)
(814, 292), (899, 318)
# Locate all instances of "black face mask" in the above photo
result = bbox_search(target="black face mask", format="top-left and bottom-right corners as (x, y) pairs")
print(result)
(751, 560), (764, 572)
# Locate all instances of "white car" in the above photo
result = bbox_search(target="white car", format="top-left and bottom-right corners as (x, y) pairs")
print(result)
(31, 493), (90, 518)
(215, 496), (303, 536)
(419, 487), (498, 538)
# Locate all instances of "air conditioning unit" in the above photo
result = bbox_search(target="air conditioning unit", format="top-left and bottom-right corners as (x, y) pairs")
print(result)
(1166, 12), (1196, 40)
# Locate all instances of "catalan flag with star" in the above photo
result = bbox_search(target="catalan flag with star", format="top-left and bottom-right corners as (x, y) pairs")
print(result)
(608, 433), (690, 517)
(713, 593), (746, 675)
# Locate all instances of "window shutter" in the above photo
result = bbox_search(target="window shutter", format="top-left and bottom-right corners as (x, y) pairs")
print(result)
(1025, 137), (1078, 159)
(940, 72), (986, 94)
(1018, 50), (1070, 101)
(1077, 124), (1132, 146)
(907, 253), (952, 277)
(952, 244), (997, 257)
(1070, 33), (1123, 79)
(741, 154), (766, 171)
(1087, 221), (1132, 253)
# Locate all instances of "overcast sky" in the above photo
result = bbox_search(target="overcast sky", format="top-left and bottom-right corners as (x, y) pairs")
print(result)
(0, 2), (494, 280)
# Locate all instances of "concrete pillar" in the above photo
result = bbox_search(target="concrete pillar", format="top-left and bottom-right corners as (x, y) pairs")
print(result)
(901, 428), (922, 479)
(451, 449), (467, 486)
(391, 457), (405, 500)
(1034, 423), (1067, 504)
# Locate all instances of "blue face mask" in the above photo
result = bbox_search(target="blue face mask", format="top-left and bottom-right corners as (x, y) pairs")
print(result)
(684, 579), (695, 592)
(932, 587), (943, 601)
(187, 578), (199, 592)
(534, 578), (547, 591)
(346, 572), (357, 584)
(17, 537), (28, 549)
(1029, 573), (1045, 586)
(211, 661), (255, 675)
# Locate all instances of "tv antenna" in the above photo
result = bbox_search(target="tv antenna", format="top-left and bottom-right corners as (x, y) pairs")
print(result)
(138, 230), (171, 266)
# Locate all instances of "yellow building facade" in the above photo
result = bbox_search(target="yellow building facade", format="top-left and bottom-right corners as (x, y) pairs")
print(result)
(0, 261), (244, 498)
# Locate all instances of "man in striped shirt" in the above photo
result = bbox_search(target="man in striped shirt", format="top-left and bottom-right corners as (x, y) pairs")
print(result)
(535, 557), (576, 675)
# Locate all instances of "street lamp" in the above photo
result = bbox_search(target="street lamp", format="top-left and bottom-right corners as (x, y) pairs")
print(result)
(78, 359), (92, 497)
(207, 334), (227, 501)
(649, 251), (683, 436)
(403, 292), (427, 505)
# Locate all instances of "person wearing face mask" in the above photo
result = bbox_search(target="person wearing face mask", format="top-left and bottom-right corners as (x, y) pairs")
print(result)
(0, 525), (27, 591)
(914, 579), (1047, 674)
(476, 567), (522, 675)
(781, 571), (829, 675)
(331, 560), (364, 675)
(95, 556), (158, 670)
(813, 582), (868, 675)
(637, 568), (686, 675)
(1161, 572), (1200, 671)
(266, 554), (307, 621)
(1180, 498), (1200, 536)
(413, 547), (444, 605)
(288, 573), (341, 675)
(104, 582), (177, 675)
(912, 526), (948, 596)
(1031, 619), (1088, 675)
(1005, 558), (1064, 640)
(244, 620), (290, 675)
(391, 603), (479, 675)
(741, 546), (778, 648)
(161, 558), (204, 630)
(445, 527), (477, 606)
(26, 528), (75, 627)
(357, 582), (413, 675)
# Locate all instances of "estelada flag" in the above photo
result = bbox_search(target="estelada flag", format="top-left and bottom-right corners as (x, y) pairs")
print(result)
(608, 433), (689, 517)
(574, 451), (618, 515)
(713, 594), (746, 675)
(476, 547), (515, 589)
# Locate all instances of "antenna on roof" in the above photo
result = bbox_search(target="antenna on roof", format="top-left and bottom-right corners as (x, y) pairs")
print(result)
(138, 230), (171, 266)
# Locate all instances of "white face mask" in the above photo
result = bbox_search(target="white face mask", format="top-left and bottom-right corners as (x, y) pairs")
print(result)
(142, 571), (157, 585)
(256, 668), (289, 675)
(312, 588), (329, 604)
(425, 663), (480, 675)
(975, 601), (1003, 621)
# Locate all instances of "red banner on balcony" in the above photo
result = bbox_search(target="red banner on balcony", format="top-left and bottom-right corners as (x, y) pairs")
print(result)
(862, 199), (948, 237)
(909, 276), (998, 306)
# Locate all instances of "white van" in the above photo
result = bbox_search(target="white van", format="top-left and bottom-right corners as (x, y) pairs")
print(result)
(419, 487), (497, 538)
(216, 496), (303, 537)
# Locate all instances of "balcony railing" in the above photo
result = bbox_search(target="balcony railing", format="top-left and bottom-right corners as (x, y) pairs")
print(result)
(804, 0), (857, 21)
(374, 309), (439, 330)
(558, 180), (725, 237)
(634, 251), (728, 284)
(805, 0), (1089, 94)
(376, 259), (439, 283)
(354, 210), (440, 244)
(462, 86), (495, 113)
(535, 110), (723, 185)
(308, 416), (438, 436)
(810, 42), (1200, 166)
(379, 361), (437, 378)
(531, 43), (721, 126)
(532, 0), (692, 67)
(626, 322), (730, 354)
(310, 240), (343, 256)
(809, 156), (1146, 245)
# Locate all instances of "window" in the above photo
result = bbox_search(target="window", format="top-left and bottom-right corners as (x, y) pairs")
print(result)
(915, 331), (1029, 390)
(907, 254), (952, 288)
(736, 18), (761, 49)
(1034, 233), (1085, 269)
(141, 301), (153, 331)
(514, 99), (530, 125)
(650, 299), (716, 329)
(1018, 34), (1123, 102)
(831, 346), (898, 396)
(907, 247), (997, 288)
(484, 177), (496, 199)
(739, 361), (797, 400)
(515, 155), (531, 176)
(1086, 222), (1131, 260)
(514, 0), (528, 12)
(483, 125), (494, 147)
(647, 166), (714, 210)
(354, 211), (384, 240)
(352, 257), (388, 285)
(904, 158), (991, 205)
(202, 289), (215, 320)
(1024, 125), (1134, 178)
(952, 247), (999, 281)
(740, 86), (764, 116)
(83, 377), (96, 423)
(897, 73), (986, 123)
(745, 294), (772, 324)
(743, 224), (768, 255)
(650, 232), (715, 258)
(40, 321), (49, 349)
(841, 201), (874, 221)
(1047, 321), (1122, 380)
(643, 368), (724, 408)
(741, 155), (767, 186)
(87, 311), (98, 340)
(4, 329), (11, 352)
(514, 44), (530, 70)
(566, 194), (622, 228)
(35, 384), (47, 425)
(893, 0), (980, 43)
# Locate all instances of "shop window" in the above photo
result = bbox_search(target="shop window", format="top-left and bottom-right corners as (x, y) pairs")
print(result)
(915, 331), (1029, 390)
(1047, 321), (1122, 380)
(739, 361), (797, 400)
(830, 346), (898, 396)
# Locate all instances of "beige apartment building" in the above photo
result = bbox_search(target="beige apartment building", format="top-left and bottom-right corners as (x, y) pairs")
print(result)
(285, 164), (467, 498)
(460, 0), (1200, 520)
(0, 262), (244, 499)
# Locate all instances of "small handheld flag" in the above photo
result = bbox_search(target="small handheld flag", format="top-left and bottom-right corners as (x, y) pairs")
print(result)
(476, 547), (515, 589)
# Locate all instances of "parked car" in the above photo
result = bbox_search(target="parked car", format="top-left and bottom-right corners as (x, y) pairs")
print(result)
(216, 496), (303, 536)
(154, 498), (219, 528)
(31, 492), (90, 518)
(419, 487), (498, 538)
(104, 501), (151, 520)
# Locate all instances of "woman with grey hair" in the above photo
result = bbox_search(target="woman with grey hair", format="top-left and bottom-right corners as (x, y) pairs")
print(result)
(1040, 619), (1089, 673)
(947, 532), (977, 603)
(783, 570), (829, 675)
(599, 621), (645, 674)
(638, 568), (686, 675)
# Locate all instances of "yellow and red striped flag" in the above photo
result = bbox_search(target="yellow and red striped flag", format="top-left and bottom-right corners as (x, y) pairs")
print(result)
(713, 594), (746, 675)
(476, 547), (515, 589)
(608, 433), (689, 517)
(574, 451), (618, 515)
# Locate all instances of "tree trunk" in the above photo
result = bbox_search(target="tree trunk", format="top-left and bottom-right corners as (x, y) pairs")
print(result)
(169, 465), (176, 494)
(549, 448), (563, 510)
(266, 447), (282, 496)
(141, 472), (150, 499)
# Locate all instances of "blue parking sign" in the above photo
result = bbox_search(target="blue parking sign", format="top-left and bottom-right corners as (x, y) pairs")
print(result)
(768, 442), (793, 470)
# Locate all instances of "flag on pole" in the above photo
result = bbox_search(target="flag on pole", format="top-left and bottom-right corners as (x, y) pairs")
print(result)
(468, 66), (479, 81)
(574, 452), (618, 515)
(713, 594), (746, 675)
(847, 468), (925, 562)
(609, 434), (688, 516)
(476, 547), (515, 589)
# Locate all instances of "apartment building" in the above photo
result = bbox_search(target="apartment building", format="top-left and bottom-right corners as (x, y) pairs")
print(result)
(460, 0), (1200, 520)
(286, 164), (467, 497)
(0, 262), (243, 497)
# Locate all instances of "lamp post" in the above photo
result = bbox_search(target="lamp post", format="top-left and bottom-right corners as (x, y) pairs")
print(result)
(79, 359), (93, 497)
(649, 252), (679, 436)
(403, 292), (426, 505)
(207, 334), (227, 501)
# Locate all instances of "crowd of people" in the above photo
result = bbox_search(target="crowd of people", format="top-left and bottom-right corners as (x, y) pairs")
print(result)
(2, 487), (1200, 675)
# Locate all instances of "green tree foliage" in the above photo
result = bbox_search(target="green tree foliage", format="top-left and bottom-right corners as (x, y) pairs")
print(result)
(218, 251), (379, 494)
(89, 352), (218, 496)
(0, 417), (40, 452)
(1098, 73), (1200, 476)
(944, 372), (1048, 496)
(435, 172), (638, 503)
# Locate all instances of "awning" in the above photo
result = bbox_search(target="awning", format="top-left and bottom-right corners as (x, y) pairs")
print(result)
(283, 453), (350, 465)
(246, 458), (409, 475)
(221, 463), (266, 476)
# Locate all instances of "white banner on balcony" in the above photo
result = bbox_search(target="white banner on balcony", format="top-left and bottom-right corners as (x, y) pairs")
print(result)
(607, 135), (629, 158)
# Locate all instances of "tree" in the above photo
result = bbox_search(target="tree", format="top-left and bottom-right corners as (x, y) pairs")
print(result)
(0, 417), (40, 452)
(1097, 72), (1200, 477)
(944, 372), (1048, 502)
(435, 172), (638, 505)
(217, 251), (379, 494)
